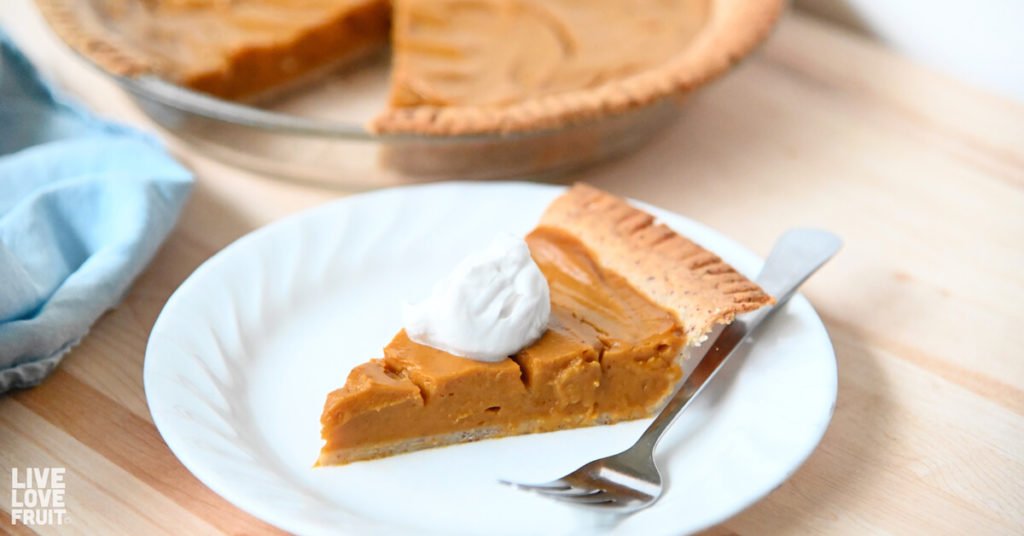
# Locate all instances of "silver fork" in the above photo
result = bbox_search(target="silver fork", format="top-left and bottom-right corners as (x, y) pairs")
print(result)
(500, 228), (842, 512)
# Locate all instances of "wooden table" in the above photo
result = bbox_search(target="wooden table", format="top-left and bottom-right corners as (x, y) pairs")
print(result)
(2, 0), (1022, 533)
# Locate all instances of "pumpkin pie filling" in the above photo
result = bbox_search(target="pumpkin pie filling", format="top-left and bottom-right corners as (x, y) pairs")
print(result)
(318, 226), (686, 464)
(387, 0), (711, 108)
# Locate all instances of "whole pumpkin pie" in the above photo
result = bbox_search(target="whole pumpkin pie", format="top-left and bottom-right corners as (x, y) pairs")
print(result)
(36, 0), (783, 134)
(317, 184), (772, 465)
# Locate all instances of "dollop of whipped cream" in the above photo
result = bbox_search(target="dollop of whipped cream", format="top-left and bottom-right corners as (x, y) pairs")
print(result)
(403, 234), (551, 362)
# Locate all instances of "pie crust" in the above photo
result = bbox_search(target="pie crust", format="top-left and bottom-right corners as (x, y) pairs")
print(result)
(539, 183), (771, 344)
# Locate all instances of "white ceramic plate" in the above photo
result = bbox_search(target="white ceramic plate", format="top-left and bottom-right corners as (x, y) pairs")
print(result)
(144, 182), (836, 535)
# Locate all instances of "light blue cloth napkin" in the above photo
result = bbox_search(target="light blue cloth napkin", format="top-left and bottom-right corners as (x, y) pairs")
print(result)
(0, 30), (193, 393)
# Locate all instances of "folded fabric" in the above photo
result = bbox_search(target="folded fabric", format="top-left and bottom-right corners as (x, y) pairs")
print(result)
(0, 29), (193, 393)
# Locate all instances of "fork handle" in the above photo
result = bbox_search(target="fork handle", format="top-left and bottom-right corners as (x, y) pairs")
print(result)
(632, 229), (842, 453)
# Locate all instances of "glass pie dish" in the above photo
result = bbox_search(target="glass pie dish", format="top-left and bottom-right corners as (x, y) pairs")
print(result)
(38, 0), (782, 189)
(113, 62), (686, 189)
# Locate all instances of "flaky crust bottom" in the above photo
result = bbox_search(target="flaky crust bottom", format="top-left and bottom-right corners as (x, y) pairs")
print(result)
(317, 410), (648, 466)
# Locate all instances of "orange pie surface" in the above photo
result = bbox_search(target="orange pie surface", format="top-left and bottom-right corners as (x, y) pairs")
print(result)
(318, 185), (772, 465)
(75, 0), (391, 100)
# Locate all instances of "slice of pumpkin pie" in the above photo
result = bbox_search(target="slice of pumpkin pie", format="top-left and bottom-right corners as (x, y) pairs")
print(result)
(318, 184), (772, 465)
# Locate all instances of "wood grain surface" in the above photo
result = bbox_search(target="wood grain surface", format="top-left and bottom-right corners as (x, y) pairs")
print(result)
(2, 0), (1023, 533)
